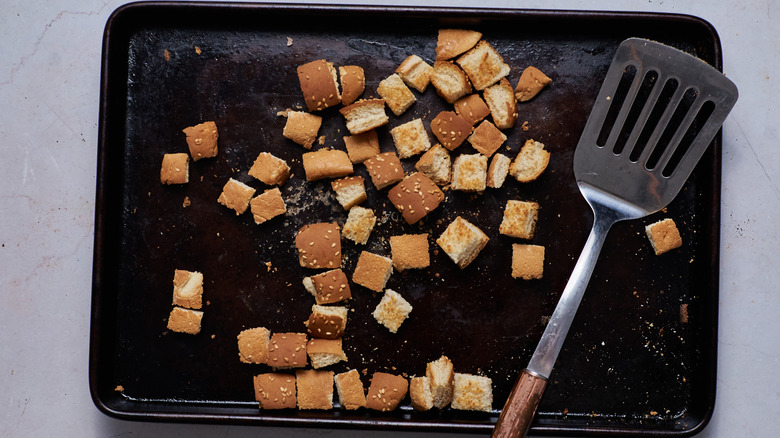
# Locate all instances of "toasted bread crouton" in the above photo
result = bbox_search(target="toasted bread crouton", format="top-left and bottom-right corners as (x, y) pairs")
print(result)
(250, 188), (287, 224)
(283, 111), (322, 149)
(426, 355), (454, 408)
(340, 99), (388, 135)
(483, 78), (517, 129)
(499, 200), (539, 239)
(436, 216), (489, 268)
(391, 118), (431, 159)
(296, 369), (334, 410)
(487, 154), (511, 188)
(249, 152), (290, 186)
(343, 130), (380, 163)
(515, 66), (552, 102)
(217, 178), (256, 215)
(396, 55), (433, 92)
(366, 372), (408, 412)
(182, 121), (218, 161)
(307, 338), (347, 369)
(410, 376), (434, 411)
(645, 218), (683, 255)
(509, 139), (550, 182)
(342, 206), (376, 245)
(415, 144), (451, 186)
(160, 153), (189, 184)
(237, 327), (270, 364)
(331, 176), (366, 210)
(468, 120), (506, 157)
(451, 373), (492, 412)
(364, 152), (405, 190)
(456, 40), (510, 90)
(511, 244), (545, 280)
(388, 172), (445, 224)
(436, 29), (482, 60)
(335, 369), (367, 410)
(431, 111), (472, 151)
(297, 59), (341, 111)
(373, 289), (413, 333)
(431, 61), (472, 104)
(352, 251), (393, 292)
(378, 73), (416, 116)
(339, 65), (365, 106)
(454, 94), (491, 126)
(451, 153), (488, 192)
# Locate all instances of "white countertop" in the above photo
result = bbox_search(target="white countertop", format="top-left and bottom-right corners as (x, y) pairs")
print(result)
(1, 0), (778, 436)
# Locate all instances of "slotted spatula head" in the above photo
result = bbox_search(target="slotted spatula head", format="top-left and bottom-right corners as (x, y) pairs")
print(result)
(574, 38), (738, 218)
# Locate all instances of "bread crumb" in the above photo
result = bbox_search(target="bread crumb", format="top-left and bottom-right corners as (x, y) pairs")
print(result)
(286, 37), (293, 46)
(114, 385), (124, 392)
(182, 196), (191, 208)
(163, 49), (170, 62)
(194, 46), (201, 55)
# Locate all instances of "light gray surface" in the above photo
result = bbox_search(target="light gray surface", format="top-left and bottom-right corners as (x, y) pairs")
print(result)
(1, 0), (778, 437)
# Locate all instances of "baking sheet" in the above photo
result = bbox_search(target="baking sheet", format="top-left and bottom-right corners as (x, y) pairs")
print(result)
(90, 3), (721, 435)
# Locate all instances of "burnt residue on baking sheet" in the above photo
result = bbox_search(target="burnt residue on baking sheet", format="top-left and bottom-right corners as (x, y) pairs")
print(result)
(92, 4), (720, 435)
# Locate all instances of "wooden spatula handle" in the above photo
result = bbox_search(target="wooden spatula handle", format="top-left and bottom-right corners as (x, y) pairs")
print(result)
(492, 369), (548, 438)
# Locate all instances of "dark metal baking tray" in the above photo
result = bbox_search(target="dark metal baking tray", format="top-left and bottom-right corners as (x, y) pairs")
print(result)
(90, 2), (721, 435)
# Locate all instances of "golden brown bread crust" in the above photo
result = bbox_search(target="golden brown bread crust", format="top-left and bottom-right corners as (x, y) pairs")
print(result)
(250, 188), (287, 224)
(172, 269), (203, 309)
(467, 120), (506, 157)
(339, 65), (365, 106)
(295, 222), (342, 269)
(410, 376), (434, 411)
(511, 244), (545, 280)
(390, 118), (431, 159)
(364, 152), (404, 190)
(515, 66), (552, 102)
(430, 111), (472, 151)
(426, 355), (455, 408)
(248, 152), (290, 185)
(339, 99), (389, 134)
(182, 121), (218, 160)
(167, 307), (203, 334)
(499, 200), (539, 239)
(331, 176), (366, 210)
(160, 153), (189, 184)
(430, 61), (472, 103)
(301, 149), (353, 181)
(351, 251), (393, 292)
(343, 130), (380, 163)
(436, 29), (482, 60)
(305, 305), (347, 340)
(395, 54), (433, 92)
(254, 373), (297, 409)
(436, 216), (490, 269)
(451, 373), (493, 412)
(297, 59), (341, 111)
(483, 77), (518, 129)
(486, 153), (511, 188)
(387, 172), (445, 225)
(372, 289), (413, 333)
(377, 73), (416, 116)
(308, 268), (352, 304)
(217, 178), (256, 215)
(645, 218), (683, 255)
(456, 40), (511, 91)
(415, 144), (451, 186)
(267, 332), (308, 369)
(342, 206), (376, 245)
(509, 139), (551, 182)
(335, 369), (367, 410)
(283, 111), (322, 149)
(454, 94), (491, 126)
(451, 154), (488, 192)
(366, 372), (409, 411)
(389, 234), (430, 271)
(237, 327), (270, 364)
(296, 370), (334, 410)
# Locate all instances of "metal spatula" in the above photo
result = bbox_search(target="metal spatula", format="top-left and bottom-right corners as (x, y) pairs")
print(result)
(492, 38), (738, 438)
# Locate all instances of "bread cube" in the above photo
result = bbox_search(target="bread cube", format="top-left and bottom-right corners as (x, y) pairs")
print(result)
(483, 78), (518, 129)
(431, 61), (472, 103)
(456, 40), (510, 91)
(296, 370), (334, 410)
(297, 59), (341, 111)
(373, 289), (413, 334)
(295, 222), (341, 269)
(160, 153), (189, 184)
(396, 54), (433, 92)
(340, 99), (388, 135)
(237, 327), (271, 364)
(366, 372), (408, 412)
(431, 111), (472, 151)
(454, 94), (491, 126)
(283, 111), (322, 149)
(378, 73), (416, 116)
(268, 332), (308, 369)
(511, 244), (545, 280)
(343, 130), (380, 163)
(302, 268), (352, 305)
(335, 369), (367, 410)
(645, 218), (682, 255)
(254, 373), (297, 409)
(510, 139), (550, 182)
(410, 376), (434, 411)
(515, 66), (552, 102)
(250, 188), (287, 224)
(352, 251), (393, 292)
(307, 338), (347, 369)
(390, 118), (431, 159)
(182, 121), (218, 161)
(342, 206), (376, 245)
(172, 269), (203, 309)
(217, 178), (256, 215)
(388, 172), (445, 224)
(331, 176), (366, 210)
(339, 65), (365, 106)
(468, 120), (506, 157)
(302, 149), (353, 181)
(451, 153), (488, 192)
(487, 154), (511, 188)
(390, 234), (430, 271)
(436, 28), (482, 60)
(437, 216), (489, 268)
(305, 305), (347, 340)
(415, 144), (451, 186)
(426, 355), (455, 408)
(167, 306), (203, 335)
(248, 152), (290, 186)
(499, 200), (539, 239)
(364, 152), (404, 190)
(451, 373), (492, 412)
